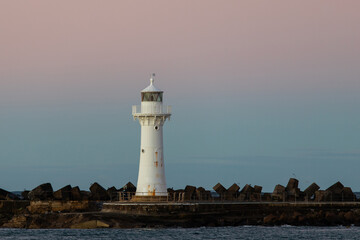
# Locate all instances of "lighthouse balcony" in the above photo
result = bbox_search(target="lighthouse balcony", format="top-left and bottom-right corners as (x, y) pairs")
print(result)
(132, 105), (172, 116)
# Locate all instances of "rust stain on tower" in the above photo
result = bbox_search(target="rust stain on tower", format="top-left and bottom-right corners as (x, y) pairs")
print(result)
(155, 152), (159, 167)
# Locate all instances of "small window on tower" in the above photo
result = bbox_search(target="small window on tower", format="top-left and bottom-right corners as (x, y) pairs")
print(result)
(142, 149), (145, 153)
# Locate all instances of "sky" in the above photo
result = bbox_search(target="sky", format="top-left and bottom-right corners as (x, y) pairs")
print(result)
(0, 0), (359, 192)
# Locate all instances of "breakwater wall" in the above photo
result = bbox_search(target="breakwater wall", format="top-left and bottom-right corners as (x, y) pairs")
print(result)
(2, 200), (360, 228)
(101, 202), (360, 227)
(1, 178), (359, 228)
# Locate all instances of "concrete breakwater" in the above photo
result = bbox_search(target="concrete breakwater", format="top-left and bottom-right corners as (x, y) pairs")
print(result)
(102, 202), (360, 227)
(1, 200), (360, 228)
(1, 178), (359, 228)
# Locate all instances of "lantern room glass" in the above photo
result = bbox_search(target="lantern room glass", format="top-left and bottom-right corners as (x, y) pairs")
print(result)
(141, 92), (163, 102)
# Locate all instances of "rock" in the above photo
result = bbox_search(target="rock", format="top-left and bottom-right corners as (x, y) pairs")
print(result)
(322, 182), (349, 202)
(344, 211), (355, 222)
(272, 184), (286, 201)
(297, 191), (306, 201)
(89, 182), (110, 201)
(315, 190), (335, 202)
(26, 200), (92, 214)
(262, 193), (272, 201)
(263, 214), (277, 225)
(237, 193), (246, 201)
(325, 212), (343, 225)
(196, 187), (211, 200)
(285, 178), (300, 201)
(0, 188), (9, 200)
(7, 193), (20, 201)
(326, 182), (344, 195)
(195, 187), (205, 199)
(118, 182), (136, 200)
(173, 189), (185, 201)
(342, 187), (356, 201)
(70, 187), (82, 201)
(254, 185), (262, 193)
(273, 184), (286, 194)
(204, 190), (212, 200)
(213, 183), (227, 194)
(80, 191), (91, 201)
(5, 193), (19, 200)
(240, 184), (255, 201)
(184, 185), (196, 200)
(0, 188), (19, 200)
(1, 215), (27, 228)
(54, 185), (72, 201)
(314, 190), (324, 201)
(121, 182), (136, 193)
(279, 213), (288, 223)
(107, 186), (118, 201)
(304, 183), (320, 200)
(184, 185), (196, 192)
(241, 184), (254, 194)
(251, 185), (262, 201)
(286, 178), (299, 190)
(70, 220), (110, 229)
(167, 188), (175, 201)
(28, 183), (54, 201)
(226, 184), (240, 200)
(21, 191), (30, 200)
(227, 183), (240, 193)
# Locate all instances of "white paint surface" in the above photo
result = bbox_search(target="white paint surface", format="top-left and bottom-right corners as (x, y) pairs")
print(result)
(133, 77), (171, 196)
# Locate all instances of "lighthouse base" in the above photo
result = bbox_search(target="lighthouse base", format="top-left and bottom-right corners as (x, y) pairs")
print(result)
(131, 195), (169, 202)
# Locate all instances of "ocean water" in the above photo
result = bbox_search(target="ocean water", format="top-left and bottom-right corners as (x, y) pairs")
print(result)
(0, 226), (359, 240)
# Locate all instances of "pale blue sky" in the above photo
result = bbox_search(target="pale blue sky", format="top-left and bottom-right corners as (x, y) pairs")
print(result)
(0, 0), (359, 192)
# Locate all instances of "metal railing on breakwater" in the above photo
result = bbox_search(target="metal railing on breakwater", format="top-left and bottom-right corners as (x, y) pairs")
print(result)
(110, 191), (359, 203)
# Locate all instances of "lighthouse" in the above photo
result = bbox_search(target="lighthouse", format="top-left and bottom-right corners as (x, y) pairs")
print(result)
(132, 74), (171, 197)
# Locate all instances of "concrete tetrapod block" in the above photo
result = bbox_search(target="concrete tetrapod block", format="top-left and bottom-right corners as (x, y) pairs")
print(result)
(21, 191), (30, 200)
(286, 178), (299, 190)
(121, 182), (136, 193)
(315, 190), (332, 202)
(272, 184), (286, 202)
(342, 187), (356, 201)
(196, 187), (211, 200)
(227, 184), (240, 193)
(80, 191), (91, 201)
(213, 183), (227, 194)
(89, 182), (110, 201)
(107, 187), (118, 201)
(252, 185), (263, 201)
(254, 185), (263, 193)
(28, 183), (54, 201)
(0, 188), (20, 200)
(241, 184), (254, 194)
(54, 185), (72, 201)
(326, 182), (344, 195)
(285, 178), (300, 201)
(70, 186), (82, 201)
(304, 183), (320, 200)
(184, 185), (196, 200)
(226, 184), (240, 200)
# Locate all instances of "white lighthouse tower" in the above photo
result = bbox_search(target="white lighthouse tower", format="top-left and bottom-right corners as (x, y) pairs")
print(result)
(132, 74), (171, 198)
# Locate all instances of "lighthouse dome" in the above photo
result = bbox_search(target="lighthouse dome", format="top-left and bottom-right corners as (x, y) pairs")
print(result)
(141, 74), (163, 93)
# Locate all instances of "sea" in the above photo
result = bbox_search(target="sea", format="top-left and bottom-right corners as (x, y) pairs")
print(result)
(0, 226), (359, 240)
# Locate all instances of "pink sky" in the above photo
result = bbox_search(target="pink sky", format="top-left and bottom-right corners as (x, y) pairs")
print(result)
(1, 0), (359, 104)
(1, 1), (360, 191)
